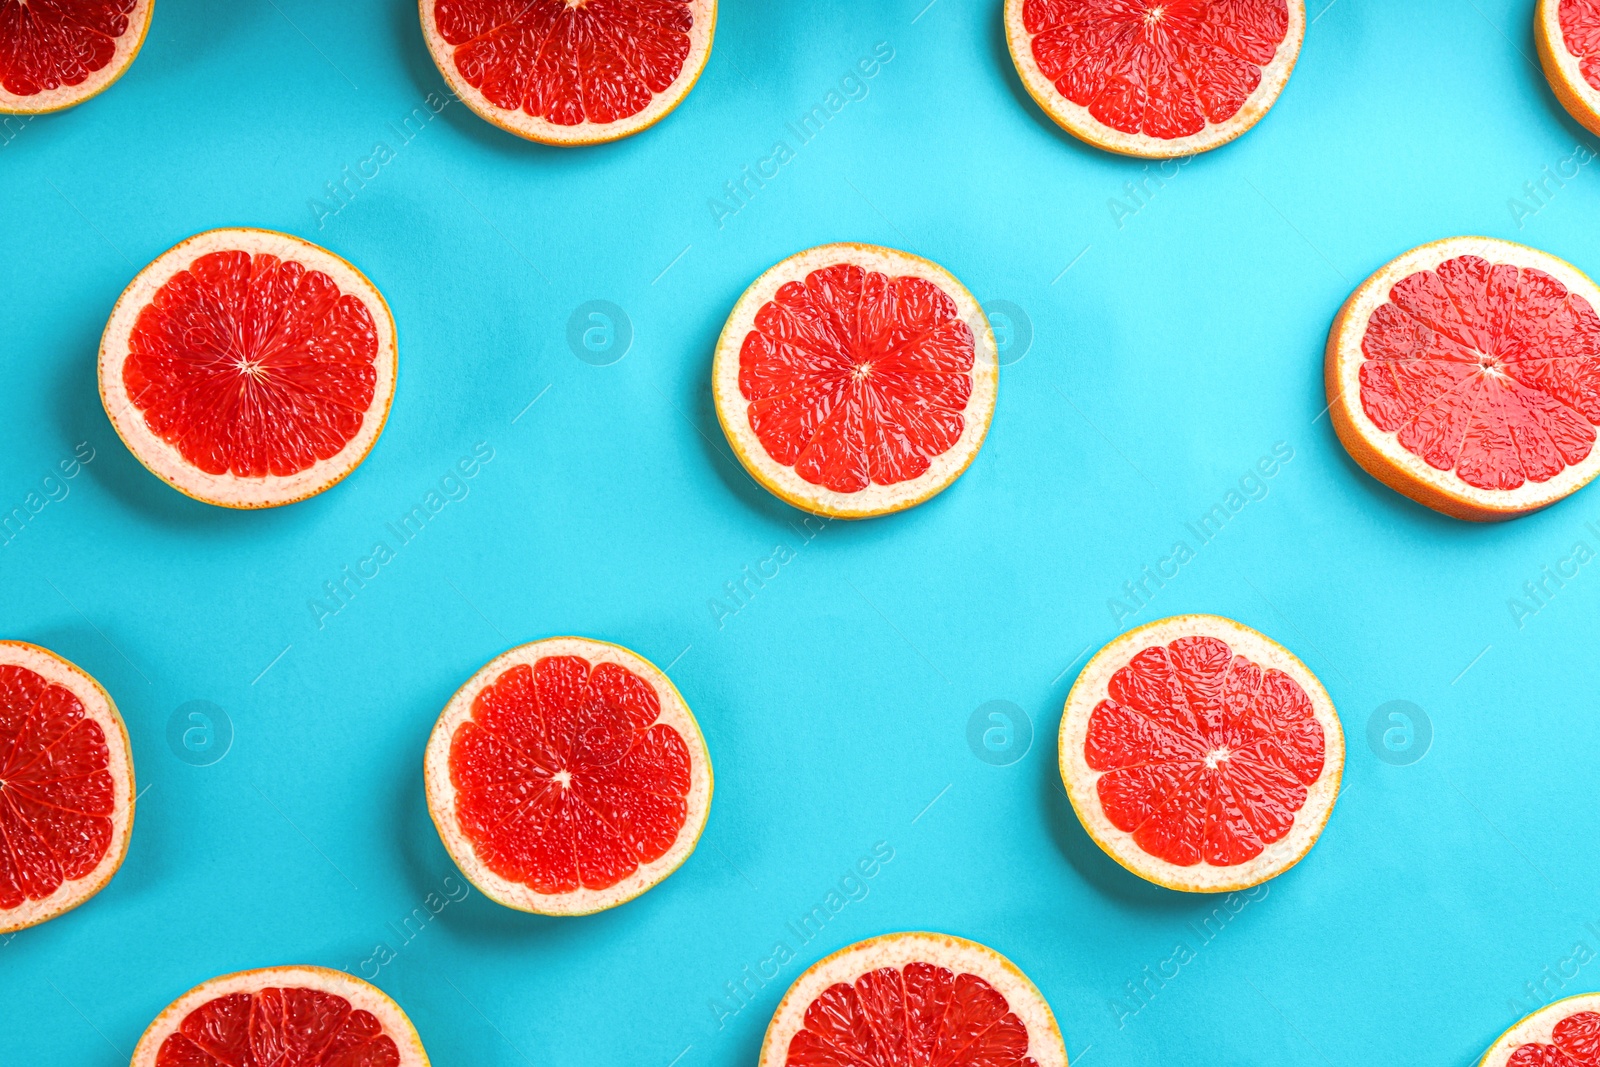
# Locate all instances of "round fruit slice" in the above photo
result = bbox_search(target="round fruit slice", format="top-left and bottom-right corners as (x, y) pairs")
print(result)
(1537, 0), (1600, 138)
(99, 228), (397, 509)
(0, 0), (154, 115)
(712, 243), (998, 519)
(760, 933), (1068, 1067)
(425, 637), (712, 915)
(1479, 993), (1600, 1067)
(1327, 237), (1600, 521)
(1059, 615), (1343, 893)
(1004, 0), (1305, 158)
(131, 966), (429, 1067)
(420, 0), (716, 146)
(0, 641), (134, 934)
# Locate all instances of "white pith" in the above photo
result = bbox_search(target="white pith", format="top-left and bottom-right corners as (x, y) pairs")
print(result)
(98, 228), (397, 509)
(424, 637), (713, 916)
(1478, 993), (1600, 1067)
(1058, 615), (1345, 894)
(1003, 0), (1305, 158)
(1538, 0), (1600, 134)
(0, 0), (154, 115)
(712, 243), (999, 519)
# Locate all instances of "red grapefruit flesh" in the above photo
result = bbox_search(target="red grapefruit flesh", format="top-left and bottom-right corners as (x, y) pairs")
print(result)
(420, 0), (716, 145)
(1060, 615), (1343, 892)
(99, 229), (397, 509)
(132, 966), (429, 1067)
(1537, 0), (1600, 137)
(1327, 237), (1600, 521)
(425, 637), (712, 915)
(0, 0), (153, 114)
(760, 933), (1068, 1067)
(712, 243), (999, 519)
(1004, 0), (1305, 157)
(1481, 995), (1600, 1067)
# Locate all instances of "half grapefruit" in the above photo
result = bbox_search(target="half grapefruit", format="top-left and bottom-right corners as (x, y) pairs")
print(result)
(1538, 0), (1600, 137)
(1059, 615), (1343, 893)
(420, 0), (716, 145)
(425, 637), (712, 915)
(1004, 0), (1305, 157)
(760, 933), (1069, 1067)
(1327, 237), (1600, 521)
(712, 243), (998, 519)
(131, 966), (429, 1067)
(99, 228), (397, 509)
(1479, 993), (1600, 1067)
(0, 0), (154, 115)
(0, 641), (134, 934)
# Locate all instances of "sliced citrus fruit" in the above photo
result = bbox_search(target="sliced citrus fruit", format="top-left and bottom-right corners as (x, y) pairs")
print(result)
(0, 0), (154, 115)
(1327, 237), (1600, 521)
(1537, 0), (1600, 137)
(420, 0), (716, 146)
(425, 637), (712, 915)
(712, 243), (998, 519)
(99, 228), (397, 509)
(1479, 993), (1600, 1067)
(1004, 0), (1305, 158)
(132, 965), (429, 1067)
(0, 640), (134, 934)
(1059, 615), (1343, 893)
(760, 933), (1068, 1067)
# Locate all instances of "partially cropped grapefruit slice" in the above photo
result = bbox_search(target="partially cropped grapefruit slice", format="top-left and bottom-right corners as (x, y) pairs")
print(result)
(1327, 237), (1600, 521)
(1059, 615), (1343, 893)
(712, 243), (998, 519)
(425, 637), (712, 915)
(132, 966), (429, 1067)
(1004, 0), (1304, 157)
(99, 228), (397, 509)
(420, 0), (716, 145)
(0, 0), (154, 115)
(1480, 993), (1600, 1067)
(760, 933), (1068, 1067)
(0, 641), (134, 934)
(1538, 0), (1600, 137)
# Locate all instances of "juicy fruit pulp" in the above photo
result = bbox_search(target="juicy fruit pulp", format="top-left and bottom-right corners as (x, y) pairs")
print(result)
(786, 963), (1039, 1067)
(1563, 0), (1600, 91)
(0, 665), (113, 911)
(125, 251), (381, 479)
(1509, 1010), (1600, 1066)
(739, 264), (977, 493)
(1085, 635), (1325, 867)
(154, 987), (400, 1067)
(434, 0), (694, 126)
(0, 0), (135, 98)
(1358, 255), (1600, 492)
(1022, 0), (1289, 138)
(449, 655), (691, 894)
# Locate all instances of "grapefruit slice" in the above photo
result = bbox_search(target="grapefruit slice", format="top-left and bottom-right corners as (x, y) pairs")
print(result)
(425, 637), (712, 915)
(1480, 994), (1600, 1067)
(1004, 0), (1305, 158)
(99, 228), (397, 509)
(420, 0), (716, 146)
(0, 0), (154, 115)
(1537, 0), (1600, 137)
(1327, 237), (1600, 521)
(712, 243), (998, 519)
(1059, 615), (1344, 893)
(760, 933), (1069, 1067)
(131, 966), (429, 1067)
(0, 641), (134, 934)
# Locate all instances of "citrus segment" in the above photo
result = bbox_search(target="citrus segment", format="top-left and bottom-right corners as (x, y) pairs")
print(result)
(425, 637), (712, 915)
(1481, 995), (1600, 1067)
(0, 641), (133, 934)
(1060, 615), (1343, 892)
(0, 0), (153, 114)
(420, 0), (716, 145)
(99, 229), (397, 509)
(713, 244), (998, 518)
(1538, 0), (1600, 137)
(1004, 0), (1304, 157)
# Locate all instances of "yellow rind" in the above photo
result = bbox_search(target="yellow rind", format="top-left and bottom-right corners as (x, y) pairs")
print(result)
(0, 0), (155, 116)
(1536, 0), (1600, 139)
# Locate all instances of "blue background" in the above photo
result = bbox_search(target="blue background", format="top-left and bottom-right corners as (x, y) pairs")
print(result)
(3, 1), (1599, 1064)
